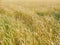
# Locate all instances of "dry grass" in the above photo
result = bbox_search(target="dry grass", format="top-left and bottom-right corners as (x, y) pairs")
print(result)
(0, 0), (60, 45)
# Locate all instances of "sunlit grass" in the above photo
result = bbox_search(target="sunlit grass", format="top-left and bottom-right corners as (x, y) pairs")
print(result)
(0, 1), (60, 45)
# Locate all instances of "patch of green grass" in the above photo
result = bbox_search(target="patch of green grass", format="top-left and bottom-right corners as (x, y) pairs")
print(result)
(53, 11), (60, 20)
(36, 12), (45, 16)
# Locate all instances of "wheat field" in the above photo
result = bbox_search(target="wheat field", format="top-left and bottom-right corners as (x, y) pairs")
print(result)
(0, 0), (60, 45)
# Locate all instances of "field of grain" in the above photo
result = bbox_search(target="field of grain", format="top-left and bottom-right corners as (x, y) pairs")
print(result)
(0, 0), (60, 45)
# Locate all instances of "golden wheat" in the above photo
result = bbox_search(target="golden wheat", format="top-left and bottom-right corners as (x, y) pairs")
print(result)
(0, 0), (60, 45)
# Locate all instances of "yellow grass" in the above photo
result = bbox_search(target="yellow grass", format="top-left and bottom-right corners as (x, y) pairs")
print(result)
(0, 0), (60, 45)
